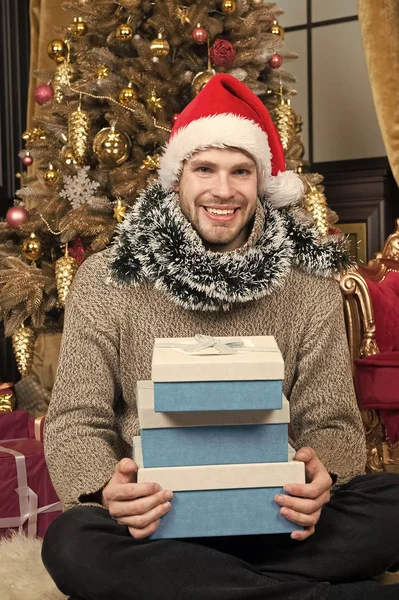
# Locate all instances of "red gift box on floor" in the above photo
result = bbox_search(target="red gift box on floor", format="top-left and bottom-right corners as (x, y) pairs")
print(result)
(0, 410), (29, 440)
(0, 438), (62, 539)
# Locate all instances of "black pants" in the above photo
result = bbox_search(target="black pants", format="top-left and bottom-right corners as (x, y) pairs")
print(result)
(42, 473), (399, 600)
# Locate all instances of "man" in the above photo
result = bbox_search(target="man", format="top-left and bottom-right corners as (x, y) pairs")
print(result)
(42, 74), (399, 600)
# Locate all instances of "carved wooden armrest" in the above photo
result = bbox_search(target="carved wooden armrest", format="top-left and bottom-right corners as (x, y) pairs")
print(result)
(339, 270), (380, 359)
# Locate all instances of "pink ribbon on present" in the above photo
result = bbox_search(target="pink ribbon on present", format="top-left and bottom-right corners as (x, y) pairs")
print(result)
(0, 441), (62, 537)
(34, 416), (45, 441)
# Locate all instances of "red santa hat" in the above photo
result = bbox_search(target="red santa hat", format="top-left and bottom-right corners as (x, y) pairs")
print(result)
(158, 73), (304, 207)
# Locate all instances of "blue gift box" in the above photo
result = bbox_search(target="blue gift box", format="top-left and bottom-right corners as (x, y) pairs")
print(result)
(141, 424), (287, 467)
(136, 461), (305, 539)
(153, 380), (282, 412)
(151, 336), (284, 412)
(137, 382), (289, 466)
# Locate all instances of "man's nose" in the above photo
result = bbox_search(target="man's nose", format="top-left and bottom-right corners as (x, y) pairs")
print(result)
(211, 173), (235, 199)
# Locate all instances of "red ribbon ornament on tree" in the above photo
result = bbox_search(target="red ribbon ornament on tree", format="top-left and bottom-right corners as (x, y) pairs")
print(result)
(210, 39), (236, 67)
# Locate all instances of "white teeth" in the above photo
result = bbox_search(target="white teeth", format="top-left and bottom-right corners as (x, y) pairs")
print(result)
(205, 207), (235, 215)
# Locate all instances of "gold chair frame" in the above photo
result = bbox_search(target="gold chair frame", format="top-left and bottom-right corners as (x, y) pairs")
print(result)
(340, 219), (399, 474)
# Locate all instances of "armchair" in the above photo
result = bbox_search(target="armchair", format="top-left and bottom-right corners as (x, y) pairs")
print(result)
(340, 219), (399, 474)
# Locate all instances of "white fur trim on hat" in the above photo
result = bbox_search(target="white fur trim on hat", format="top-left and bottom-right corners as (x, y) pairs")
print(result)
(158, 113), (304, 207)
(265, 170), (304, 208)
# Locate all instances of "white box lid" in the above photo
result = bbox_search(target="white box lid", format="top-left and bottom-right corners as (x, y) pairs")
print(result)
(137, 461), (305, 491)
(137, 381), (289, 428)
(151, 336), (284, 382)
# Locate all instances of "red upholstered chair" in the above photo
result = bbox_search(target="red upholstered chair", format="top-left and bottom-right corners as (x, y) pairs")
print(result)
(340, 219), (399, 474)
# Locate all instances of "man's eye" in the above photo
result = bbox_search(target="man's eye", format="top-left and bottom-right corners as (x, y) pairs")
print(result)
(197, 166), (212, 173)
(235, 169), (249, 175)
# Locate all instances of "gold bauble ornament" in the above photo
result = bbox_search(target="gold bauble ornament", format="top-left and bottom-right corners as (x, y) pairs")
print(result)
(96, 65), (110, 79)
(113, 199), (127, 223)
(55, 247), (79, 308)
(270, 19), (284, 39)
(272, 96), (296, 152)
(93, 126), (131, 167)
(116, 22), (134, 40)
(303, 186), (329, 237)
(150, 32), (170, 57)
(191, 69), (216, 96)
(43, 164), (60, 185)
(250, 0), (264, 7)
(22, 233), (43, 261)
(12, 323), (37, 377)
(119, 83), (139, 105)
(221, 0), (236, 14)
(47, 39), (68, 64)
(71, 16), (88, 36)
(69, 105), (91, 165)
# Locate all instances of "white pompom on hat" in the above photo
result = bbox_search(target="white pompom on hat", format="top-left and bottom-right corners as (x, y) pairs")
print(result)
(158, 73), (304, 207)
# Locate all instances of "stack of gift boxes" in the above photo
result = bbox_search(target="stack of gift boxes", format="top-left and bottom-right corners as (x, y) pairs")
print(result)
(135, 335), (305, 539)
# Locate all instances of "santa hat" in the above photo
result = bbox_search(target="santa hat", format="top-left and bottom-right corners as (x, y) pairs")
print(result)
(158, 73), (304, 207)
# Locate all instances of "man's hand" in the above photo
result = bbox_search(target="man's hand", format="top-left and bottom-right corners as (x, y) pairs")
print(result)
(274, 447), (332, 541)
(102, 458), (173, 540)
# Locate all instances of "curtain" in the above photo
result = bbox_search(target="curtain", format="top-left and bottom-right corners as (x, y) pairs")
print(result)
(358, 0), (399, 186)
(24, 0), (71, 396)
(27, 0), (71, 130)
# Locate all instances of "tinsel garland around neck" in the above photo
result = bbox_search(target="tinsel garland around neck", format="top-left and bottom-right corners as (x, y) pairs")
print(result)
(108, 181), (351, 311)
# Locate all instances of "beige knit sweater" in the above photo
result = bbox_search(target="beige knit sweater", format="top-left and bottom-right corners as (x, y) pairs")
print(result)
(45, 247), (366, 510)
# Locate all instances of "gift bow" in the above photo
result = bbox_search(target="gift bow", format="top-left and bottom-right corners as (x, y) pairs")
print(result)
(157, 334), (279, 355)
(0, 442), (62, 537)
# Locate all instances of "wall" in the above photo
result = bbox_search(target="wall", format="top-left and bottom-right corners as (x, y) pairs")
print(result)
(277, 0), (386, 164)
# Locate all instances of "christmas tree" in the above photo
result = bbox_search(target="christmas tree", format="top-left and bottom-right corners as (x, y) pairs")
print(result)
(0, 0), (336, 378)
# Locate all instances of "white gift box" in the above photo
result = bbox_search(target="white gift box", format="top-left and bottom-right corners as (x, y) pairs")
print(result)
(152, 335), (284, 382)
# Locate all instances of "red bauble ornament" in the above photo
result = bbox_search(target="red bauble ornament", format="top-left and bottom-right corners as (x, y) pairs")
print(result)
(192, 24), (207, 44)
(210, 39), (236, 67)
(171, 113), (180, 124)
(34, 84), (54, 105)
(6, 206), (29, 229)
(22, 154), (33, 166)
(268, 53), (283, 69)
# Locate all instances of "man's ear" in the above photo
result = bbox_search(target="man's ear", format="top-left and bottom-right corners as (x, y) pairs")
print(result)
(173, 182), (179, 192)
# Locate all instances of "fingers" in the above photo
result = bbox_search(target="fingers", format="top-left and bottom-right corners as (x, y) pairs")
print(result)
(109, 489), (173, 519)
(114, 458), (138, 484)
(106, 481), (163, 503)
(274, 490), (330, 515)
(128, 519), (161, 540)
(290, 526), (315, 542)
(118, 499), (172, 531)
(278, 504), (322, 528)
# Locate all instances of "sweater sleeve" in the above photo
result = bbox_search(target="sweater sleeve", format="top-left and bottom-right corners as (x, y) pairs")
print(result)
(288, 278), (367, 486)
(44, 253), (124, 510)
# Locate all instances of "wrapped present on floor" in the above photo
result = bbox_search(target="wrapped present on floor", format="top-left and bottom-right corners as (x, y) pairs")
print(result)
(137, 381), (289, 467)
(135, 437), (305, 539)
(0, 438), (62, 539)
(151, 335), (284, 412)
(0, 409), (29, 441)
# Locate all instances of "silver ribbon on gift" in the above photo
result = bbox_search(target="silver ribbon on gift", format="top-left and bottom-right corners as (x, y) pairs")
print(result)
(0, 440), (62, 537)
(156, 334), (279, 356)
